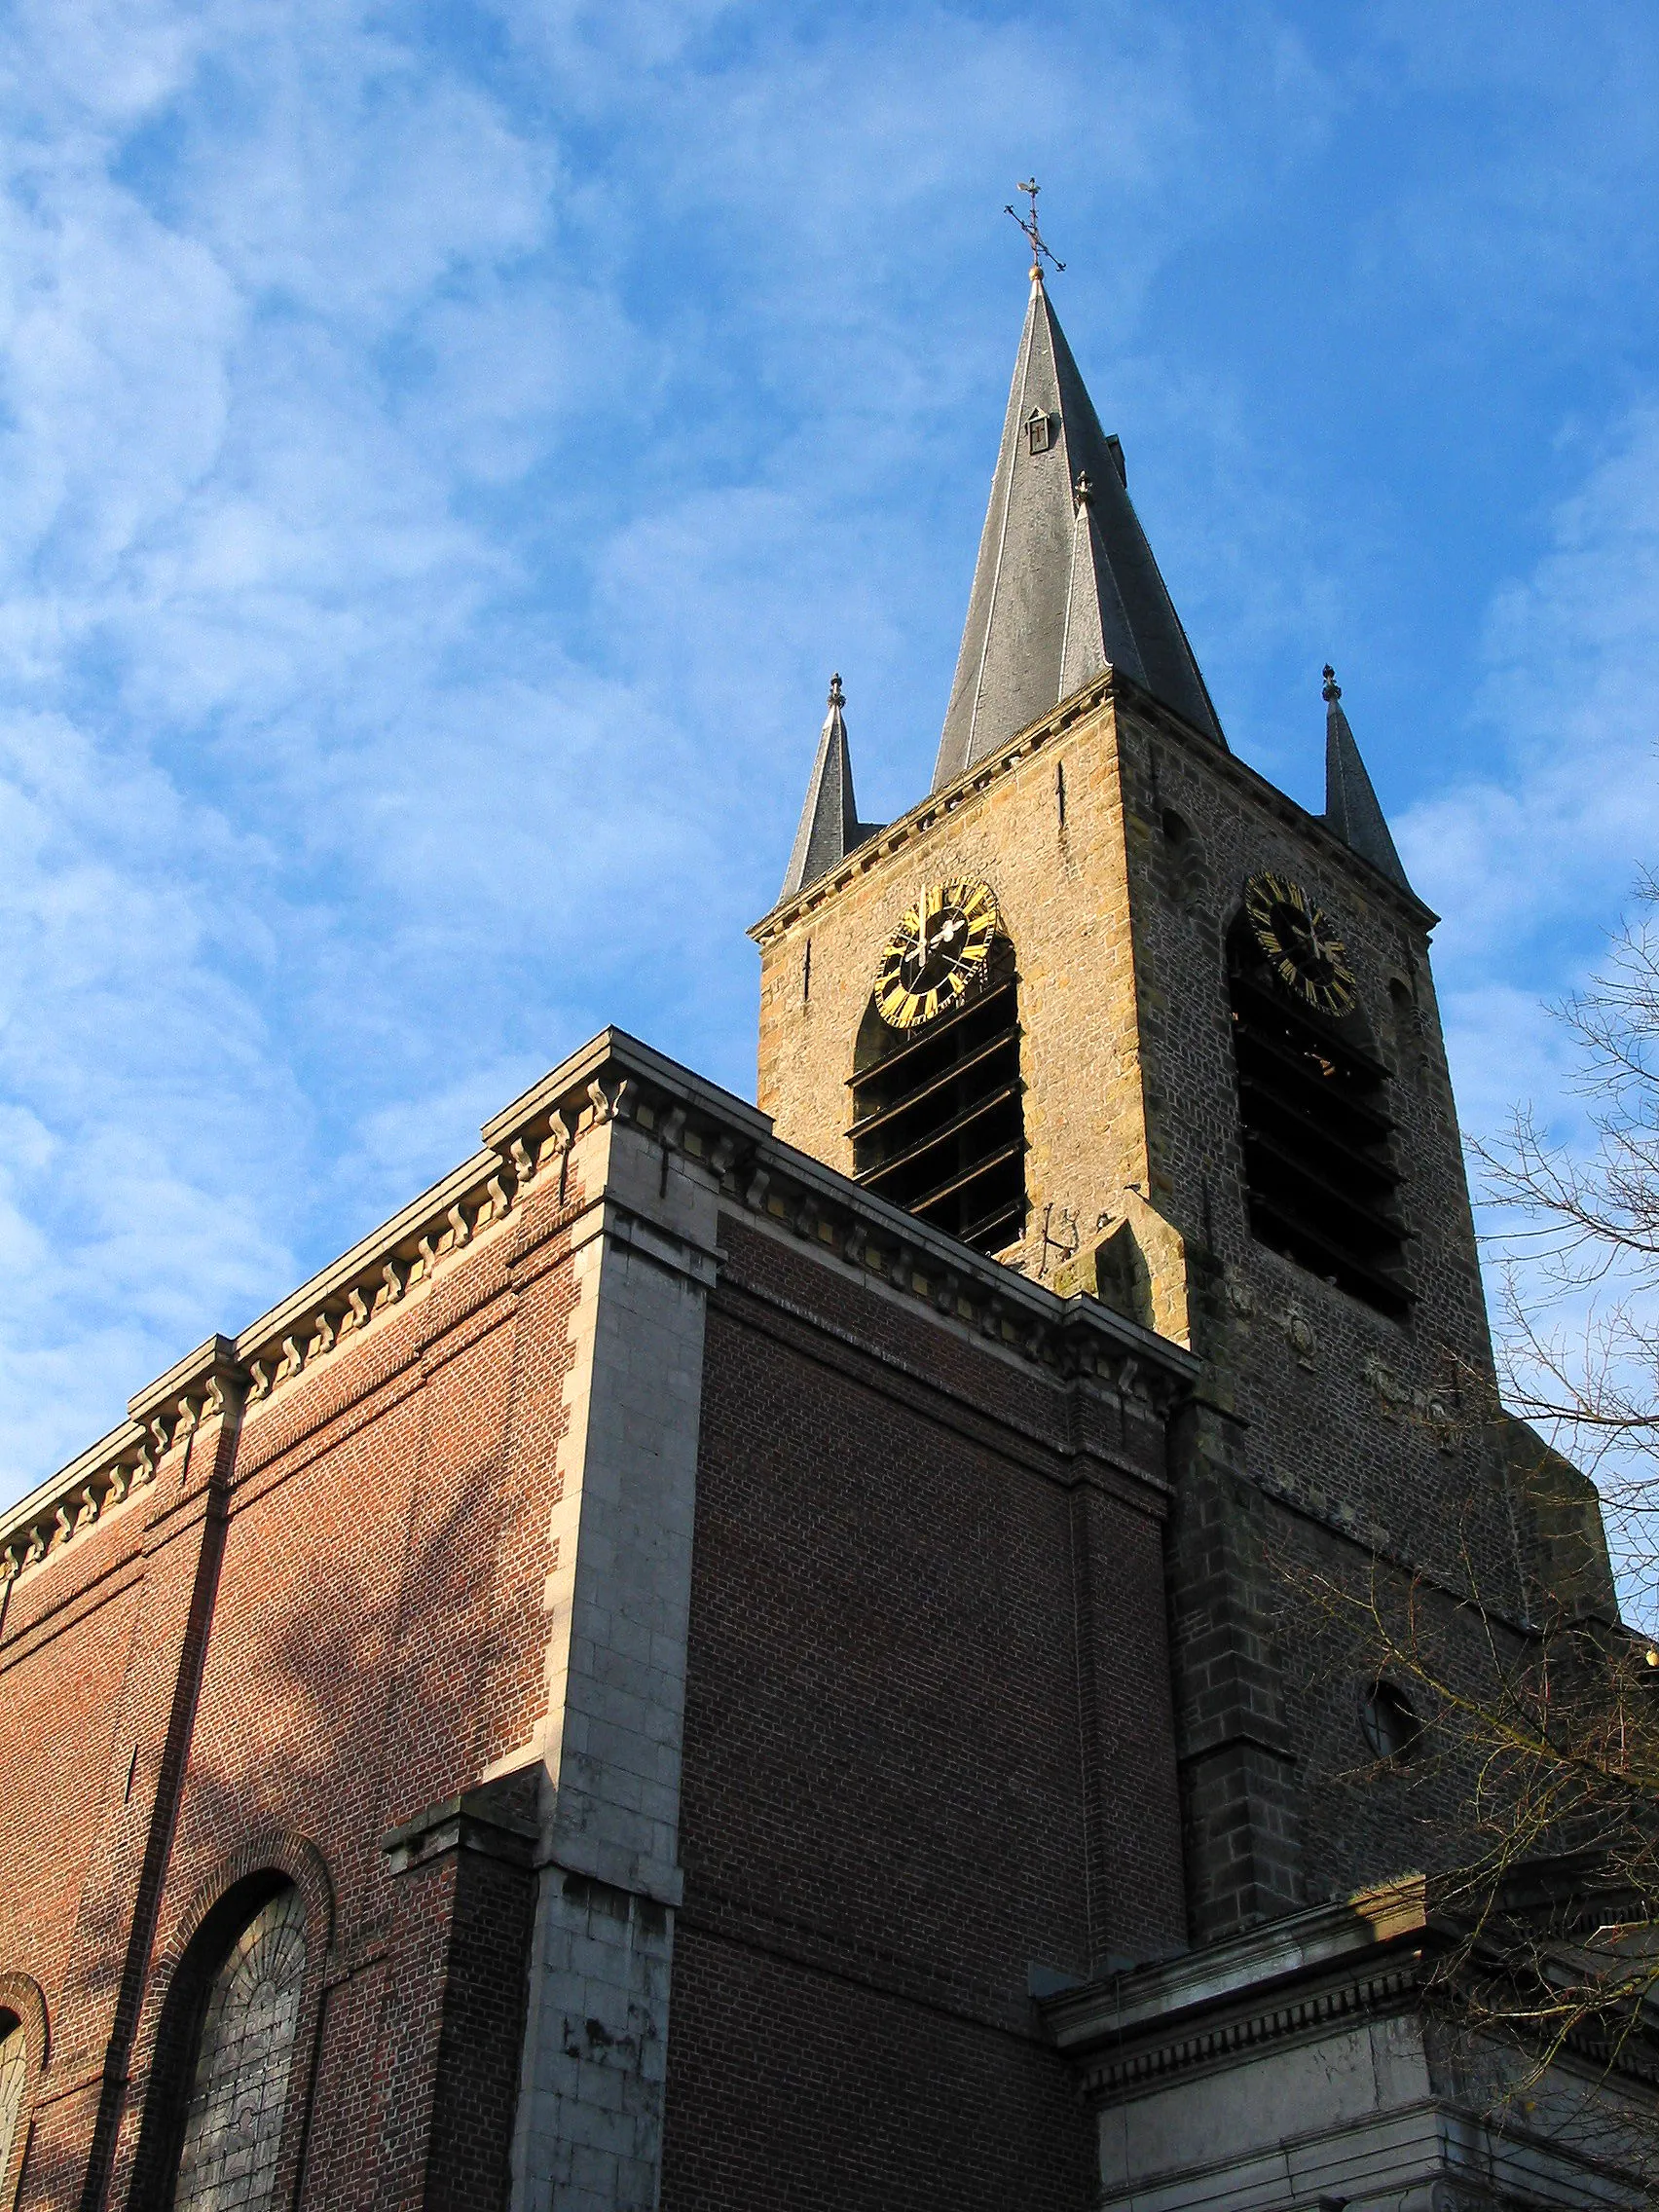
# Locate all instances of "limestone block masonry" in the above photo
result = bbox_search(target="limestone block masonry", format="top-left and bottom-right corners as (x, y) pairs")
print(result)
(505, 1110), (721, 2212)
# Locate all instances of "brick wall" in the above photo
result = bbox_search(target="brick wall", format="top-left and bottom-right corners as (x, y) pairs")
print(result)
(660, 1214), (1184, 2210)
(0, 1173), (585, 2212)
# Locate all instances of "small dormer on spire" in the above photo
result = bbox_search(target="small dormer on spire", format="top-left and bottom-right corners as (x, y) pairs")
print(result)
(1321, 665), (1413, 894)
(779, 676), (884, 901)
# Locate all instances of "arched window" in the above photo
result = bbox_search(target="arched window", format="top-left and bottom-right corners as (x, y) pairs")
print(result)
(1360, 1677), (1422, 1764)
(849, 889), (1027, 1255)
(1228, 898), (1410, 1317)
(0, 2014), (29, 2209)
(169, 1884), (307, 2212)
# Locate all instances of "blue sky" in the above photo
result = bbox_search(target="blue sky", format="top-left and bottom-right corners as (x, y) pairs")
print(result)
(2, 0), (1657, 1502)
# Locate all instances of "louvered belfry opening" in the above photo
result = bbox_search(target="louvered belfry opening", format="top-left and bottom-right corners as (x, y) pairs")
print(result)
(849, 940), (1027, 1254)
(1229, 918), (1411, 1317)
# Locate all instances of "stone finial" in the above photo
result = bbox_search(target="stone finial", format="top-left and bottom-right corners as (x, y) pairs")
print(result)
(1322, 662), (1341, 704)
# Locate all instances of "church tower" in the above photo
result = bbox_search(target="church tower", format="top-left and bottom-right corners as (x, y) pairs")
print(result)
(751, 255), (1604, 1938)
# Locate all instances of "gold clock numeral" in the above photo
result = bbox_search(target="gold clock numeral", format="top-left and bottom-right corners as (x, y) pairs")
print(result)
(871, 879), (1004, 1029)
(1244, 870), (1356, 1020)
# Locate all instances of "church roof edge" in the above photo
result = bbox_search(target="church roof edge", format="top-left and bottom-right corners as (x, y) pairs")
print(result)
(2, 1024), (1195, 1585)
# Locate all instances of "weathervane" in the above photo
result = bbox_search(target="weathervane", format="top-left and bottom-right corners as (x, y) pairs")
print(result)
(1006, 178), (1065, 280)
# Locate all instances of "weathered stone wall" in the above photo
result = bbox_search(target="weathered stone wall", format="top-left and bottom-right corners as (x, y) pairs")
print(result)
(756, 685), (1155, 1291)
(755, 670), (1568, 1936)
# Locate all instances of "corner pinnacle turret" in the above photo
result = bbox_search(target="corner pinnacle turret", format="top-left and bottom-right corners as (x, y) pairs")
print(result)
(932, 257), (1225, 790)
(779, 675), (884, 901)
(1321, 666), (1412, 893)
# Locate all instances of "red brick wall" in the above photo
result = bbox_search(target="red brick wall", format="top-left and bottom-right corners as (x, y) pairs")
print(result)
(3, 1157), (1189, 2212)
(0, 1180), (582, 2212)
(661, 1215), (1184, 2211)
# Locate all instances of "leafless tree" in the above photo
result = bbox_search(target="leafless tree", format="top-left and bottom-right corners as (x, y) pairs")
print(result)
(1278, 898), (1659, 2187)
(1477, 871), (1659, 1623)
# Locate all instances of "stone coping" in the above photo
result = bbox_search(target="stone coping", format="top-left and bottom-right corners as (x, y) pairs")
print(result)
(1042, 1874), (1430, 2056)
(2, 1027), (1198, 1585)
(749, 664), (1438, 945)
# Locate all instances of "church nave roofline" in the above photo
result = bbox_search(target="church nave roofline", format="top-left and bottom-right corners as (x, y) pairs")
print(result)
(1, 1022), (1196, 1593)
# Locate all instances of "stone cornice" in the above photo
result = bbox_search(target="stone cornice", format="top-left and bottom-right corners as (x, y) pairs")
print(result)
(2, 1027), (1197, 1589)
(748, 665), (1438, 946)
(1044, 1868), (1659, 2105)
(1042, 1876), (1432, 2099)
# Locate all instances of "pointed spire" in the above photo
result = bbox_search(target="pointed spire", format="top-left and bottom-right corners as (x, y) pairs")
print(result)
(933, 276), (1225, 791)
(779, 676), (883, 901)
(1322, 666), (1412, 893)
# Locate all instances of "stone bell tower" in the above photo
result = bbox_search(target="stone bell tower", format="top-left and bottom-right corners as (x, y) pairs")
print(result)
(750, 255), (1596, 1941)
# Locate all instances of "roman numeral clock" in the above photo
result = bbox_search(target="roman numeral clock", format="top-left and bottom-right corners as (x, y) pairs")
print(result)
(872, 879), (1001, 1030)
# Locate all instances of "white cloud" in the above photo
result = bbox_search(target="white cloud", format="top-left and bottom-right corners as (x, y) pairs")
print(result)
(0, 0), (1655, 1513)
(1405, 406), (1659, 1006)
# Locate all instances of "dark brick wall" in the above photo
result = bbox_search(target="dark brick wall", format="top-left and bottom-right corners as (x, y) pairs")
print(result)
(661, 1926), (1095, 2212)
(660, 1215), (1184, 2210)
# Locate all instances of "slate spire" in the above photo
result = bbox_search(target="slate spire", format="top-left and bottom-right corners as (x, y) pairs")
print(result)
(933, 270), (1225, 791)
(779, 675), (882, 900)
(1321, 665), (1412, 893)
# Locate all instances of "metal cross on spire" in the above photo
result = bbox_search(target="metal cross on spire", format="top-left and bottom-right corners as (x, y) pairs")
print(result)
(1006, 178), (1065, 281)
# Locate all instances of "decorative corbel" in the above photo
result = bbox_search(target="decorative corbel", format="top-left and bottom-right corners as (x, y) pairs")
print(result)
(23, 1527), (45, 1566)
(708, 1134), (738, 1183)
(843, 1221), (867, 1267)
(487, 1171), (512, 1219)
(935, 1270), (961, 1316)
(660, 1106), (687, 1152)
(1, 1544), (18, 1581)
(586, 1076), (633, 1127)
(380, 1258), (408, 1307)
(279, 1338), (305, 1381)
(106, 1463), (130, 1504)
(54, 1504), (73, 1547)
(74, 1485), (100, 1530)
(744, 1166), (770, 1212)
(417, 1234), (440, 1277)
(247, 1360), (273, 1403)
(981, 1295), (1005, 1341)
(509, 1133), (538, 1186)
(346, 1285), (371, 1331)
(148, 1412), (174, 1459)
(309, 1310), (336, 1358)
(792, 1197), (817, 1240)
(134, 1441), (158, 1484)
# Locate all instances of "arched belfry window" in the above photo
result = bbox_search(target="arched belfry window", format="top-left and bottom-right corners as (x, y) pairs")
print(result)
(1228, 875), (1410, 1317)
(168, 1884), (307, 2212)
(849, 880), (1027, 1254)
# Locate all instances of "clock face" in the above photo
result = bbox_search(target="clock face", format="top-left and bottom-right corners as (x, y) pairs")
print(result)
(874, 879), (1000, 1029)
(1243, 872), (1356, 1017)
